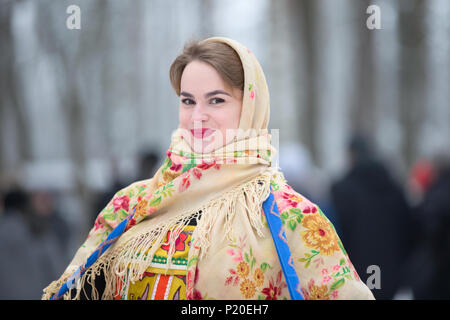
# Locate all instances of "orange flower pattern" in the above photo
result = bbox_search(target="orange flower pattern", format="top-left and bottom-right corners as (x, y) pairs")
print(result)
(300, 214), (340, 256)
(225, 238), (280, 299)
(236, 261), (250, 278)
(306, 283), (330, 300)
(253, 268), (264, 287)
(240, 279), (256, 298)
(134, 199), (149, 219)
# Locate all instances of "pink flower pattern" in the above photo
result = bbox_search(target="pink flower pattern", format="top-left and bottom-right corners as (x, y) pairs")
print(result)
(112, 195), (130, 213)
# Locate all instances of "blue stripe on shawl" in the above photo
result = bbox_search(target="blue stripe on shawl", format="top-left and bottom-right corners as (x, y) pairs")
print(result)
(262, 186), (305, 300)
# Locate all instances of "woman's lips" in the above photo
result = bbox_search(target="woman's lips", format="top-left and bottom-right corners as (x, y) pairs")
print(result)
(191, 128), (215, 139)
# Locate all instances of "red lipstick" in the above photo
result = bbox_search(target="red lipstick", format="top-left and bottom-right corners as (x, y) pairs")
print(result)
(191, 128), (215, 139)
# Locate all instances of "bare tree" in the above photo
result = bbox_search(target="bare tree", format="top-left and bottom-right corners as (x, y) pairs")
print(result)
(0, 0), (32, 187)
(33, 0), (110, 228)
(296, 0), (320, 165)
(398, 0), (427, 169)
(349, 0), (376, 140)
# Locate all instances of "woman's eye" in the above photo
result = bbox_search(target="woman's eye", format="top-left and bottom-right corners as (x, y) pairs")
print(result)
(210, 98), (225, 104)
(182, 99), (195, 105)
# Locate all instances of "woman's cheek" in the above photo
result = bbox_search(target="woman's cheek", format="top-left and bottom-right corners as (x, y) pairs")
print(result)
(179, 108), (190, 129)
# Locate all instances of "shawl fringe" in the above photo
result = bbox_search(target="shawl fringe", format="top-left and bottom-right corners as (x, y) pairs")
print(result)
(44, 169), (282, 300)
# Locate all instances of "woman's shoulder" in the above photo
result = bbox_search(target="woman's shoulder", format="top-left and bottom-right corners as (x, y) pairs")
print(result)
(120, 178), (153, 193)
(91, 178), (154, 232)
(110, 178), (154, 202)
(269, 171), (321, 217)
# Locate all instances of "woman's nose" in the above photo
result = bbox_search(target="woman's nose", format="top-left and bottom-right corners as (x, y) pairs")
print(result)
(191, 103), (209, 122)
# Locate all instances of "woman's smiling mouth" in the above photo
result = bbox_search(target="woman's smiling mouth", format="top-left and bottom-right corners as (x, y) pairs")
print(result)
(191, 128), (215, 139)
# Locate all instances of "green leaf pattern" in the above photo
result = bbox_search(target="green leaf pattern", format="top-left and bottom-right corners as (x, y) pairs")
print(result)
(280, 208), (304, 231)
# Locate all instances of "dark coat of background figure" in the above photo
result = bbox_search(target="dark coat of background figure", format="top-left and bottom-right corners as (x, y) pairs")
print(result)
(0, 188), (69, 299)
(330, 135), (413, 300)
(406, 157), (450, 299)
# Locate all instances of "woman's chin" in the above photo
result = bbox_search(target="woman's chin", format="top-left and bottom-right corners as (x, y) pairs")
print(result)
(191, 136), (220, 154)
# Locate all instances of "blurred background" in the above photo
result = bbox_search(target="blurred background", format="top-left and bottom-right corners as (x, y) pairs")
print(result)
(0, 0), (449, 299)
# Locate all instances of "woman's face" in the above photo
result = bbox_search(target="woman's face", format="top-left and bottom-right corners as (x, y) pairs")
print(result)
(178, 60), (243, 154)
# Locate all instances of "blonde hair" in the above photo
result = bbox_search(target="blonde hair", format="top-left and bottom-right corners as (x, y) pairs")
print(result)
(169, 38), (244, 96)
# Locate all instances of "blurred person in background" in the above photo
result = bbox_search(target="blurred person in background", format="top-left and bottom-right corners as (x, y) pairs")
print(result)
(0, 191), (4, 216)
(407, 158), (436, 206)
(0, 187), (68, 299)
(28, 189), (69, 296)
(28, 190), (71, 260)
(406, 151), (450, 299)
(137, 149), (161, 181)
(0, 187), (41, 299)
(330, 133), (413, 300)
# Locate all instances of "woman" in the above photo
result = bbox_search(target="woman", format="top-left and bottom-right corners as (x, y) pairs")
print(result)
(42, 37), (374, 300)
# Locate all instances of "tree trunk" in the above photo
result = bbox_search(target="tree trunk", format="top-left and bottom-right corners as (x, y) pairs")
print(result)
(0, 1), (32, 185)
(398, 0), (427, 169)
(297, 0), (319, 165)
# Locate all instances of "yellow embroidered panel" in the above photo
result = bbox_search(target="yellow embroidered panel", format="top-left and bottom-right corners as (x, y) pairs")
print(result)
(125, 225), (195, 300)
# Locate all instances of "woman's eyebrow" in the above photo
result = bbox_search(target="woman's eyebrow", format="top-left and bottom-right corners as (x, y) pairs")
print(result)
(180, 90), (231, 98)
(205, 90), (231, 98)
